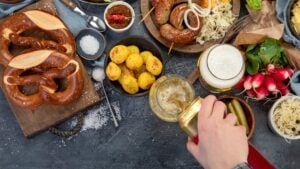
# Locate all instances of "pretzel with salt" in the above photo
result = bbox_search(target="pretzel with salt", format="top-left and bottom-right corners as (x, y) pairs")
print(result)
(0, 10), (75, 66)
(4, 50), (84, 109)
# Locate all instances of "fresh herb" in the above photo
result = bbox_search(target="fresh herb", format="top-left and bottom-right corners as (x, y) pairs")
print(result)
(246, 0), (262, 11)
(245, 38), (289, 75)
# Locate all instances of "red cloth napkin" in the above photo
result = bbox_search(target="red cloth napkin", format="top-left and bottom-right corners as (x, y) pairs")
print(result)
(192, 136), (275, 169)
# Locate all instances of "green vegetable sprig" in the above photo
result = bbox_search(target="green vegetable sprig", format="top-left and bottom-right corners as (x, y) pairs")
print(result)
(246, 0), (262, 11)
(245, 38), (289, 75)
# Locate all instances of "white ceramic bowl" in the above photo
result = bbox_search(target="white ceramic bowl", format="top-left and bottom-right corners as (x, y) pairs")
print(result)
(104, 1), (135, 32)
(268, 95), (300, 140)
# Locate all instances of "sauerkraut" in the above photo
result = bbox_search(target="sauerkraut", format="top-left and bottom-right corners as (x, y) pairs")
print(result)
(196, 3), (237, 44)
(273, 98), (300, 137)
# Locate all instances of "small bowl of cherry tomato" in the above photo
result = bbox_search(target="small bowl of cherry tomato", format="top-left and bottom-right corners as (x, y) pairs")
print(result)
(104, 1), (135, 32)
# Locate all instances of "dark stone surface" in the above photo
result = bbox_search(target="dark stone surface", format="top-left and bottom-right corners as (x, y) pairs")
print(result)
(0, 0), (299, 169)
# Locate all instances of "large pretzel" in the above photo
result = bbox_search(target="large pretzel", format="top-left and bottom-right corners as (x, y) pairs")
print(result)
(3, 50), (84, 109)
(0, 10), (75, 66)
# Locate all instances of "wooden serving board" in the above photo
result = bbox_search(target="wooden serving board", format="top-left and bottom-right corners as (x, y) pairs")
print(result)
(0, 0), (102, 138)
(140, 0), (240, 53)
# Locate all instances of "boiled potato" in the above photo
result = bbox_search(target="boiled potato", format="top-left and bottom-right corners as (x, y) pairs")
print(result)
(146, 56), (163, 76)
(134, 65), (147, 78)
(110, 45), (129, 64)
(121, 75), (139, 94)
(127, 45), (140, 54)
(140, 51), (154, 63)
(106, 62), (121, 81)
(138, 72), (156, 90)
(118, 64), (134, 83)
(126, 53), (143, 70)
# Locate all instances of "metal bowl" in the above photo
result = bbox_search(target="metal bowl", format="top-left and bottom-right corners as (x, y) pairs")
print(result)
(104, 35), (165, 97)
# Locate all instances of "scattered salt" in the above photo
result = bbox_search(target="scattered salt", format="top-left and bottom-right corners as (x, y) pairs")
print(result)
(94, 82), (102, 91)
(70, 101), (121, 132)
(79, 35), (100, 55)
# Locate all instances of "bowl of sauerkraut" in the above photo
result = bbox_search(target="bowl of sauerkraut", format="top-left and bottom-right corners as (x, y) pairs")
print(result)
(268, 95), (300, 140)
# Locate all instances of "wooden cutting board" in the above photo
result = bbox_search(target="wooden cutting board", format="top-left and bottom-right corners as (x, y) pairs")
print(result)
(0, 0), (102, 138)
(140, 0), (240, 53)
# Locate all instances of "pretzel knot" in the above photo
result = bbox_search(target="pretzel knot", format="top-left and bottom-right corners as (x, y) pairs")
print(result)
(3, 50), (84, 109)
(0, 10), (75, 66)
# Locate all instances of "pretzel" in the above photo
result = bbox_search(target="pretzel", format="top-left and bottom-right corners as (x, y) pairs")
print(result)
(3, 50), (84, 109)
(0, 10), (75, 66)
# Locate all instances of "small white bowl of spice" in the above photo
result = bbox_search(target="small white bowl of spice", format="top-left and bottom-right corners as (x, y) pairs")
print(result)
(104, 1), (135, 32)
(268, 95), (300, 140)
(76, 28), (106, 60)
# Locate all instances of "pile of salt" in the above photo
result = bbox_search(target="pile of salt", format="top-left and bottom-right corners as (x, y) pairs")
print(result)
(79, 35), (100, 55)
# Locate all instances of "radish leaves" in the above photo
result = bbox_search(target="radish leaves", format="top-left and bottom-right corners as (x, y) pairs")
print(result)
(245, 38), (288, 75)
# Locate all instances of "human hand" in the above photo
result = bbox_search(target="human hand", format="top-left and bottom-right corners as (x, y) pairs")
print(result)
(186, 95), (249, 169)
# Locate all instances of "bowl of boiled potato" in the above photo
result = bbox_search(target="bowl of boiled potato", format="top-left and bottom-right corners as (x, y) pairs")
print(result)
(104, 36), (164, 96)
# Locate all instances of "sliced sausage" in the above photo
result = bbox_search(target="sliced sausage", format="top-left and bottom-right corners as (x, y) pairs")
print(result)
(160, 12), (201, 44)
(170, 3), (188, 30)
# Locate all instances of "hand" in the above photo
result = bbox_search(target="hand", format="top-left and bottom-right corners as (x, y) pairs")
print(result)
(186, 95), (249, 169)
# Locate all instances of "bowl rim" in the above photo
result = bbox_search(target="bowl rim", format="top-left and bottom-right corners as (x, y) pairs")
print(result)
(75, 28), (107, 61)
(268, 95), (300, 140)
(104, 35), (165, 97)
(78, 0), (115, 6)
(104, 1), (135, 32)
(218, 95), (255, 140)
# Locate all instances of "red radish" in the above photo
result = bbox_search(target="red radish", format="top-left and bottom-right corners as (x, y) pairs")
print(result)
(237, 75), (253, 95)
(252, 73), (265, 89)
(246, 89), (256, 97)
(267, 64), (275, 73)
(275, 80), (290, 96)
(271, 68), (290, 81)
(254, 85), (269, 100)
(264, 76), (277, 92)
(244, 75), (253, 90)
(235, 76), (246, 89)
(286, 68), (294, 77)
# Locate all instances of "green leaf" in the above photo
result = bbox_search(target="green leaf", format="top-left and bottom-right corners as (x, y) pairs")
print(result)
(246, 44), (257, 53)
(246, 0), (262, 10)
(246, 53), (260, 75)
(245, 38), (290, 73)
(258, 38), (282, 66)
(246, 61), (260, 75)
(280, 53), (289, 67)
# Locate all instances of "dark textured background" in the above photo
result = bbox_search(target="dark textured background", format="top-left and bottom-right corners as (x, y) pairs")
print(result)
(0, 0), (299, 169)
